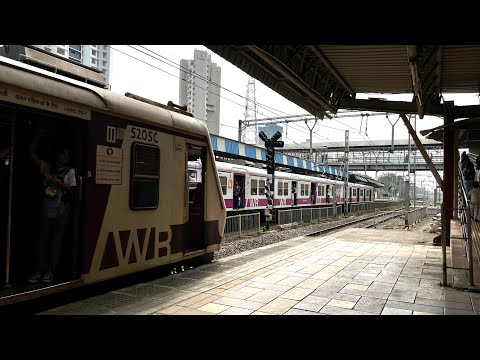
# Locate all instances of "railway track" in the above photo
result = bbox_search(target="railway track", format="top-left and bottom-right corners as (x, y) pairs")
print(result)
(306, 208), (404, 237)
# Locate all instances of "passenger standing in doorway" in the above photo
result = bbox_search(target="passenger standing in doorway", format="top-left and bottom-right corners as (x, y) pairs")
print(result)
(468, 181), (480, 222)
(233, 181), (241, 210)
(463, 159), (475, 194)
(27, 133), (76, 284)
(461, 151), (469, 171)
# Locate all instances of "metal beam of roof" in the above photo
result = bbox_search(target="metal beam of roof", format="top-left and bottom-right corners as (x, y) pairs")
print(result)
(206, 45), (480, 121)
(244, 45), (336, 116)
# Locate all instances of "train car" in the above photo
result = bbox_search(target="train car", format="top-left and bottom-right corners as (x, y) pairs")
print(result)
(0, 55), (226, 305)
(189, 161), (376, 215)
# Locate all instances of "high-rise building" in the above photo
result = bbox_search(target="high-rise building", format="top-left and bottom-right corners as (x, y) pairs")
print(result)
(32, 45), (111, 84)
(179, 49), (221, 135)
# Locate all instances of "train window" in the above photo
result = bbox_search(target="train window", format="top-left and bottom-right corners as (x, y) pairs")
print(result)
(360, 189), (364, 197)
(130, 143), (160, 210)
(251, 179), (258, 195)
(219, 176), (227, 195)
(259, 180), (266, 196)
(277, 182), (283, 196)
(276, 182), (287, 196)
(300, 184), (309, 196)
(353, 188), (357, 196)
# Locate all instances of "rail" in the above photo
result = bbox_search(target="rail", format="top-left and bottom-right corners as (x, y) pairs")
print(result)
(453, 162), (475, 286)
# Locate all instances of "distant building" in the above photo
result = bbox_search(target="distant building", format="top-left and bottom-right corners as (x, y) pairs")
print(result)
(31, 45), (111, 84)
(258, 124), (283, 145)
(179, 49), (221, 135)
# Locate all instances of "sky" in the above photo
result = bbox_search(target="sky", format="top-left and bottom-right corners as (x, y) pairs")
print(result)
(108, 45), (479, 192)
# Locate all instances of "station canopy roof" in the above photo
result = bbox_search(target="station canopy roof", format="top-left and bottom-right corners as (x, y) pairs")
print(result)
(206, 45), (480, 120)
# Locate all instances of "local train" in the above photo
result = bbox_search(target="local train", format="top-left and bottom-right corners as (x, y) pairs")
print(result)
(188, 160), (377, 215)
(0, 51), (226, 305)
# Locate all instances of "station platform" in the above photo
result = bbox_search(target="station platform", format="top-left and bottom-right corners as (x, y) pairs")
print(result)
(38, 220), (480, 315)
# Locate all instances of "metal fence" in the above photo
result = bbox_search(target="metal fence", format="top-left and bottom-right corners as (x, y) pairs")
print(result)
(454, 163), (475, 286)
(426, 207), (441, 216)
(224, 200), (407, 236)
(278, 206), (335, 225)
(277, 201), (403, 227)
(224, 213), (261, 238)
(405, 207), (427, 228)
(350, 200), (404, 214)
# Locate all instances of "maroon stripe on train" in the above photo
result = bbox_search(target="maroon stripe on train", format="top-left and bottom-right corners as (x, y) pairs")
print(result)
(99, 232), (118, 270)
(138, 228), (147, 256)
(205, 220), (222, 245)
(120, 230), (131, 257)
(158, 248), (167, 257)
(145, 229), (156, 260)
(158, 230), (168, 258)
(170, 223), (187, 254)
(128, 229), (143, 264)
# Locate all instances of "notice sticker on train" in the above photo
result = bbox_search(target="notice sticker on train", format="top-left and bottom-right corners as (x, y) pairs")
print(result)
(96, 145), (122, 184)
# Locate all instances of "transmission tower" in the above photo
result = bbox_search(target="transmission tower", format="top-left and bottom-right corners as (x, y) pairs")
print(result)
(243, 76), (257, 144)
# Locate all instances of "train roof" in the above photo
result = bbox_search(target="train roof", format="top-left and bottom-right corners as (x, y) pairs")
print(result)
(213, 161), (373, 186)
(0, 56), (210, 139)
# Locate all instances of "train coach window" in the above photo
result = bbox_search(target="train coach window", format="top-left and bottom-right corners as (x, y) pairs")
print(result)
(259, 180), (266, 196)
(300, 184), (309, 196)
(251, 179), (258, 195)
(130, 143), (160, 210)
(219, 176), (227, 195)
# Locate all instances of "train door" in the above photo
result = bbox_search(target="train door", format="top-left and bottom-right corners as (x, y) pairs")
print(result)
(186, 144), (206, 252)
(0, 108), (86, 291)
(311, 183), (316, 205)
(325, 184), (330, 204)
(292, 181), (297, 205)
(233, 174), (245, 209)
(0, 110), (12, 289)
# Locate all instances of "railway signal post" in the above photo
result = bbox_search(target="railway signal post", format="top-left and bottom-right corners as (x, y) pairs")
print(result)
(259, 131), (284, 230)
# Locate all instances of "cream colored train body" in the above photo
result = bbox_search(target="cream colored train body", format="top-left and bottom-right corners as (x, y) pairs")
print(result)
(0, 56), (225, 305)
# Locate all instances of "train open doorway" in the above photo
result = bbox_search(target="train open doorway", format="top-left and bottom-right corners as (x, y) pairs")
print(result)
(233, 174), (245, 210)
(186, 144), (206, 253)
(0, 106), (86, 295)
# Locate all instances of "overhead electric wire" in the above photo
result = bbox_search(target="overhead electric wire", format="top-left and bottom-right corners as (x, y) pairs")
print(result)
(111, 45), (392, 148)
(129, 45), (292, 118)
